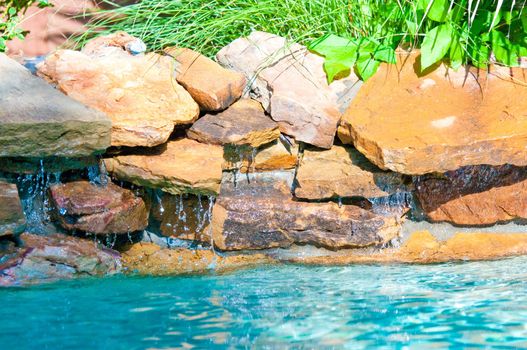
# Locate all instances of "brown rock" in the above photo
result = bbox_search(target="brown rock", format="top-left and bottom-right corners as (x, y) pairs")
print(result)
(49, 181), (148, 234)
(217, 31), (362, 149)
(223, 137), (299, 172)
(0, 180), (25, 237)
(0, 53), (111, 157)
(164, 47), (246, 111)
(120, 242), (274, 275)
(415, 165), (527, 226)
(104, 138), (224, 195)
(212, 171), (403, 250)
(295, 145), (410, 200)
(338, 51), (527, 174)
(187, 99), (280, 147)
(0, 233), (121, 286)
(37, 34), (199, 147)
(0, 156), (97, 174)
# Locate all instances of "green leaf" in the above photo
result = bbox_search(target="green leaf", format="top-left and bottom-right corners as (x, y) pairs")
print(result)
(471, 43), (490, 68)
(448, 39), (464, 70)
(309, 34), (358, 83)
(421, 23), (453, 70)
(323, 60), (351, 83)
(8, 7), (17, 16)
(419, 0), (450, 22)
(405, 19), (418, 36)
(373, 45), (396, 64)
(355, 54), (380, 81)
(493, 45), (520, 66)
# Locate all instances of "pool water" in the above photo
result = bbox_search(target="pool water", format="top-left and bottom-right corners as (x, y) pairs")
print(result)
(2, 257), (527, 349)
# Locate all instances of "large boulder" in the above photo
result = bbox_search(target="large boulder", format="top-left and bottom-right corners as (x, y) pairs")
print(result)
(217, 31), (362, 149)
(37, 33), (199, 147)
(0, 53), (111, 157)
(415, 165), (527, 226)
(164, 47), (246, 111)
(295, 145), (410, 200)
(104, 138), (224, 195)
(212, 171), (403, 250)
(187, 99), (280, 147)
(0, 233), (121, 286)
(338, 52), (527, 175)
(0, 179), (26, 237)
(49, 181), (148, 234)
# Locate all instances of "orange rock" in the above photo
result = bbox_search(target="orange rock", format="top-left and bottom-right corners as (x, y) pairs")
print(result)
(104, 138), (224, 195)
(338, 51), (527, 174)
(0, 180), (25, 237)
(37, 35), (199, 147)
(165, 47), (246, 111)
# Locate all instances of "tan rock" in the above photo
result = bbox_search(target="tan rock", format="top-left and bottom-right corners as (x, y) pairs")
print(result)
(104, 138), (224, 195)
(120, 242), (274, 275)
(338, 51), (527, 174)
(217, 31), (362, 149)
(415, 165), (527, 226)
(49, 181), (148, 234)
(165, 47), (246, 111)
(37, 35), (199, 147)
(212, 171), (403, 251)
(0, 180), (26, 237)
(295, 145), (410, 200)
(187, 99), (280, 147)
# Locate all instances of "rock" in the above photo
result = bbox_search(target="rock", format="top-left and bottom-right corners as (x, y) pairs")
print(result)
(104, 138), (224, 195)
(37, 34), (199, 147)
(415, 165), (527, 226)
(0, 180), (26, 237)
(0, 53), (111, 157)
(121, 242), (274, 275)
(295, 145), (410, 200)
(0, 156), (97, 174)
(212, 171), (403, 250)
(0, 233), (121, 286)
(49, 181), (148, 234)
(81, 31), (147, 56)
(187, 99), (280, 147)
(338, 51), (527, 174)
(164, 47), (246, 111)
(223, 137), (299, 172)
(217, 31), (362, 149)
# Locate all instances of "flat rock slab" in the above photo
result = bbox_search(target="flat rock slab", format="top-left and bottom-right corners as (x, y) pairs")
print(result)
(338, 52), (527, 175)
(165, 47), (246, 111)
(0, 53), (111, 157)
(0, 233), (121, 286)
(104, 138), (224, 195)
(37, 33), (199, 147)
(49, 180), (148, 234)
(295, 145), (410, 200)
(187, 99), (280, 147)
(0, 180), (26, 237)
(217, 31), (362, 149)
(415, 165), (527, 226)
(212, 171), (402, 251)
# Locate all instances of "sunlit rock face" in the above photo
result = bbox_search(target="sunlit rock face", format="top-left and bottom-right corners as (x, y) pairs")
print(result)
(0, 233), (121, 286)
(338, 51), (527, 175)
(104, 138), (224, 196)
(415, 165), (527, 226)
(0, 179), (25, 238)
(212, 171), (403, 251)
(37, 32), (199, 148)
(164, 47), (246, 112)
(217, 31), (362, 149)
(187, 99), (280, 148)
(295, 145), (411, 201)
(49, 180), (148, 235)
(0, 54), (111, 158)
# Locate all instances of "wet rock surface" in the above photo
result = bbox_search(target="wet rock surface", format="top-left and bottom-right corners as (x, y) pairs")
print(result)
(187, 99), (280, 147)
(49, 181), (148, 234)
(415, 165), (527, 226)
(0, 180), (26, 237)
(217, 31), (361, 149)
(0, 53), (111, 157)
(37, 33), (199, 148)
(212, 171), (403, 251)
(338, 52), (527, 174)
(0, 233), (121, 286)
(104, 138), (224, 195)
(165, 47), (246, 111)
(295, 145), (410, 201)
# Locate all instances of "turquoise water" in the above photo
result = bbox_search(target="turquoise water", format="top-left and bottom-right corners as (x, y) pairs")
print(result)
(2, 258), (527, 349)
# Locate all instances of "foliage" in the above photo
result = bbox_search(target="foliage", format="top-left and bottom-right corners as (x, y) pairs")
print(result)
(0, 0), (52, 52)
